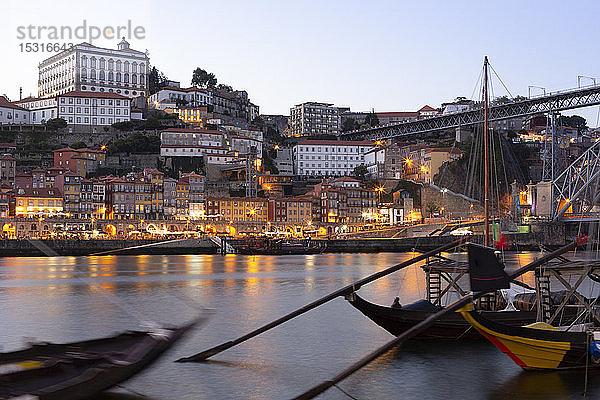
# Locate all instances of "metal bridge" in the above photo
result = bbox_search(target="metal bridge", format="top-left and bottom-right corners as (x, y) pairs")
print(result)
(341, 84), (600, 140)
(552, 138), (600, 220)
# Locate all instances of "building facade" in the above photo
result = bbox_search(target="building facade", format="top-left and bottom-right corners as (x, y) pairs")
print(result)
(57, 91), (131, 126)
(38, 39), (149, 98)
(289, 102), (341, 136)
(293, 140), (374, 176)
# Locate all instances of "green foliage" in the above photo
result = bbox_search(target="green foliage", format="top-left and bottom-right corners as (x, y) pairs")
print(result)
(364, 111), (379, 127)
(45, 118), (67, 131)
(192, 67), (217, 88)
(394, 180), (421, 206)
(559, 115), (587, 132)
(342, 118), (360, 132)
(144, 117), (162, 130)
(426, 202), (439, 216)
(352, 164), (368, 179)
(111, 121), (137, 131)
(148, 67), (169, 95)
(216, 84), (233, 92)
(107, 132), (160, 154)
(70, 141), (88, 149)
(263, 150), (279, 175)
(170, 157), (205, 175)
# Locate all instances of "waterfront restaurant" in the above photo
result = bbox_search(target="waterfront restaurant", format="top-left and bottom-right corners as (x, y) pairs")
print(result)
(14, 187), (64, 217)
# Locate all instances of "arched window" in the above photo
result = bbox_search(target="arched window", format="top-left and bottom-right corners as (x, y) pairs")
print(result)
(90, 69), (96, 79)
(81, 56), (87, 67)
(124, 74), (129, 83)
(131, 62), (137, 73)
(99, 70), (105, 80)
(139, 63), (145, 73)
(108, 59), (114, 70)
(90, 57), (96, 68)
(124, 62), (129, 73)
(81, 69), (87, 78)
(131, 74), (137, 84)
(108, 71), (114, 81)
(116, 72), (121, 82)
(116, 61), (121, 71)
(139, 74), (145, 86)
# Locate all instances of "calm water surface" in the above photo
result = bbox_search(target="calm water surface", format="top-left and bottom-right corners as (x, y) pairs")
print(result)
(2, 251), (600, 400)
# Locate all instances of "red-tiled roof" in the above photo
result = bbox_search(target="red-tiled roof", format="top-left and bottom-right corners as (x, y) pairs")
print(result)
(376, 112), (418, 118)
(15, 187), (63, 198)
(296, 140), (374, 146)
(163, 128), (223, 135)
(0, 96), (28, 111)
(418, 105), (438, 112)
(59, 91), (130, 100)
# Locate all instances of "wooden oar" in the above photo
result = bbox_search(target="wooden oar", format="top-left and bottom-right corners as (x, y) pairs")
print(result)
(176, 237), (469, 362)
(293, 237), (587, 400)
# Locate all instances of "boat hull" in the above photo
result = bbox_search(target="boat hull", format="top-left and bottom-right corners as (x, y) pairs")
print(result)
(460, 308), (592, 370)
(347, 294), (577, 341)
(0, 316), (204, 400)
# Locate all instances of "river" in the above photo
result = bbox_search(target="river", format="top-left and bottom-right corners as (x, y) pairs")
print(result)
(2, 251), (600, 399)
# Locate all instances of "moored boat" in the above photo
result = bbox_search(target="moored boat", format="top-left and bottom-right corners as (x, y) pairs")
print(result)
(0, 315), (206, 400)
(347, 292), (572, 340)
(460, 305), (594, 370)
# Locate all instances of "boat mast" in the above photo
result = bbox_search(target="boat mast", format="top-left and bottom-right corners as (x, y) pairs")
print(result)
(483, 56), (490, 247)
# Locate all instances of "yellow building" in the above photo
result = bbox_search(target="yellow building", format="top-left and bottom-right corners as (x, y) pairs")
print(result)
(175, 107), (209, 125)
(15, 187), (64, 217)
(215, 197), (268, 222)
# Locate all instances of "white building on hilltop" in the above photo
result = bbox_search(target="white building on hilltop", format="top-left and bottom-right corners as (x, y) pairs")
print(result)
(38, 38), (149, 99)
(292, 140), (374, 176)
(289, 102), (342, 136)
(57, 91), (131, 126)
(0, 96), (30, 124)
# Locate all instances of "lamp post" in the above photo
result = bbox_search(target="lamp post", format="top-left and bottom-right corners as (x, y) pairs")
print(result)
(578, 75), (597, 88)
(528, 85), (546, 98)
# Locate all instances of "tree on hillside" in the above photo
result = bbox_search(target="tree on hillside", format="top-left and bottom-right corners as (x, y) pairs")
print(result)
(216, 83), (233, 92)
(45, 118), (67, 131)
(353, 164), (368, 180)
(342, 117), (360, 132)
(148, 67), (169, 95)
(364, 110), (379, 127)
(192, 68), (217, 89)
(70, 141), (88, 149)
(559, 115), (587, 133)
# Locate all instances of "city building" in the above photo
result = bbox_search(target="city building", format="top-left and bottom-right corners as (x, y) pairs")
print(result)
(160, 128), (226, 157)
(53, 147), (106, 176)
(57, 91), (131, 126)
(0, 96), (30, 125)
(206, 197), (268, 222)
(292, 140), (374, 176)
(0, 154), (16, 187)
(289, 102), (341, 136)
(38, 38), (149, 98)
(148, 86), (213, 109)
(267, 197), (312, 223)
(13, 97), (58, 124)
(182, 172), (205, 219)
(14, 187), (63, 217)
(105, 177), (135, 220)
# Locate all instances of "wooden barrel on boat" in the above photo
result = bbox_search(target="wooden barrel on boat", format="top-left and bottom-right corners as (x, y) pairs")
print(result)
(513, 293), (538, 311)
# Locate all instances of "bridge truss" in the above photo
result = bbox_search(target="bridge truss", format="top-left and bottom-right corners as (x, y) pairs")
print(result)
(342, 84), (600, 140)
(553, 139), (600, 220)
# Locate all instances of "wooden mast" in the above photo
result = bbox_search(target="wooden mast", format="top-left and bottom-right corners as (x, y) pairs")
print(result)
(483, 56), (490, 247)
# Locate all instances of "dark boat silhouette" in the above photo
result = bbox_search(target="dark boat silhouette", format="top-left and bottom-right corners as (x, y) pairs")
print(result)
(0, 315), (206, 400)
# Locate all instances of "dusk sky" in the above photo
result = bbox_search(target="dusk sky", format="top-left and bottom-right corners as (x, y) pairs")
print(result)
(3, 0), (600, 124)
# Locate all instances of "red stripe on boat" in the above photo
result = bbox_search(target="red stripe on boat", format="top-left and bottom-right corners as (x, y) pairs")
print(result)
(479, 329), (527, 368)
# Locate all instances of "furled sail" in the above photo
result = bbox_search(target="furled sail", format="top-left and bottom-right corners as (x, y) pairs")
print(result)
(467, 243), (510, 291)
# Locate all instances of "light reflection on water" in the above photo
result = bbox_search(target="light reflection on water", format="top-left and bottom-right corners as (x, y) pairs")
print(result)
(2, 251), (600, 399)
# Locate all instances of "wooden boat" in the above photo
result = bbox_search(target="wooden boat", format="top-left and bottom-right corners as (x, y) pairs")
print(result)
(0, 315), (206, 400)
(459, 305), (594, 370)
(237, 238), (325, 255)
(347, 292), (558, 340)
